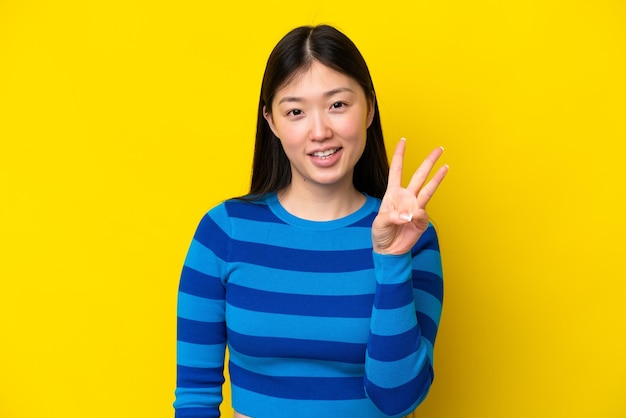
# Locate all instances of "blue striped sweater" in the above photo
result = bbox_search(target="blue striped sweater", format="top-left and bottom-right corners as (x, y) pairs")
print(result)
(175, 193), (443, 418)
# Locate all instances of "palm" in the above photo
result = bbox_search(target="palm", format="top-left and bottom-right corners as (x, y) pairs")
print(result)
(372, 139), (448, 255)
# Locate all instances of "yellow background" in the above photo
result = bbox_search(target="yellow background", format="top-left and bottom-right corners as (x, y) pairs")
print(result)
(1, 1), (625, 417)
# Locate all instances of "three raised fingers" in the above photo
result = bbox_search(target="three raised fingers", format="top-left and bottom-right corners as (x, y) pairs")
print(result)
(393, 141), (448, 209)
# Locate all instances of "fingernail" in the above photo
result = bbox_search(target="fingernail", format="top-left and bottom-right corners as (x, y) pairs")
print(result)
(399, 213), (413, 222)
(440, 146), (445, 151)
(400, 137), (407, 141)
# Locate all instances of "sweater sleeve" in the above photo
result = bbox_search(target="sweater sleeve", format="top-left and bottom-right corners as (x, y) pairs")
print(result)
(364, 223), (443, 417)
(174, 207), (230, 418)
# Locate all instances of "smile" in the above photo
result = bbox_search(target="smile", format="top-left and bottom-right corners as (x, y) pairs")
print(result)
(311, 148), (341, 158)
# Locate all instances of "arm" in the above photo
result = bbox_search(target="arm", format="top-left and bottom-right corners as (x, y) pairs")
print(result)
(364, 224), (443, 417)
(366, 138), (447, 416)
(174, 208), (230, 418)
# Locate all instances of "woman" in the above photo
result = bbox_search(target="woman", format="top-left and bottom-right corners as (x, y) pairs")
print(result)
(174, 25), (448, 418)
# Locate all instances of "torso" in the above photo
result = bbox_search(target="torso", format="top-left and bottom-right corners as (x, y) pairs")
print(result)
(218, 195), (379, 418)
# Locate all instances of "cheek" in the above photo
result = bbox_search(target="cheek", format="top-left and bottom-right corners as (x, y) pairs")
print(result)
(275, 124), (302, 146)
(275, 126), (305, 157)
(335, 113), (369, 140)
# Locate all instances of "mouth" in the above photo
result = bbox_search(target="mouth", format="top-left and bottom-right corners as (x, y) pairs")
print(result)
(310, 147), (342, 159)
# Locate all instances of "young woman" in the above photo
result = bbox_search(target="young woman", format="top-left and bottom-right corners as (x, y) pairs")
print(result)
(174, 25), (448, 418)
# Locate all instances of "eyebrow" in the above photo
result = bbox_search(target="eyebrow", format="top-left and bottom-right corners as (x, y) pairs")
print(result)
(277, 87), (355, 105)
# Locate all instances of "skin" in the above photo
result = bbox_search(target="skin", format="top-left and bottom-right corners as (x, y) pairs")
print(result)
(264, 60), (374, 221)
(234, 61), (447, 417)
(264, 60), (448, 253)
(372, 139), (448, 254)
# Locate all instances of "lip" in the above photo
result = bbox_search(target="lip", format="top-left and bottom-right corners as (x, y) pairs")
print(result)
(308, 147), (343, 167)
(307, 146), (342, 156)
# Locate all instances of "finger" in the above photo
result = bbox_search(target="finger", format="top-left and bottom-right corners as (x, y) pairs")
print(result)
(416, 164), (449, 208)
(387, 138), (407, 188)
(407, 146), (445, 196)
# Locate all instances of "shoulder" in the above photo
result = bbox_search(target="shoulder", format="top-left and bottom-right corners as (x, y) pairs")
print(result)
(412, 222), (441, 254)
(199, 194), (277, 229)
(365, 193), (382, 209)
(221, 195), (276, 220)
(345, 194), (381, 228)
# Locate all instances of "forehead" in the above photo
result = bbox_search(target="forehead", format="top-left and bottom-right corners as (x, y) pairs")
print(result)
(275, 61), (362, 98)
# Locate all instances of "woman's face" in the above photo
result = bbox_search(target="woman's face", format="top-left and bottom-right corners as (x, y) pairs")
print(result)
(265, 61), (374, 193)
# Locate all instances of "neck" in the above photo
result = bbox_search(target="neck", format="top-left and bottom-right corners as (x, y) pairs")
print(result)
(277, 182), (366, 221)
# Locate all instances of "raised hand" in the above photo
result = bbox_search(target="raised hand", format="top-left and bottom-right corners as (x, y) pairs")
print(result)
(372, 138), (448, 255)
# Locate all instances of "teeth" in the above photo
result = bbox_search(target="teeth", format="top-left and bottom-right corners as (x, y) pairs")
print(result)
(312, 148), (339, 158)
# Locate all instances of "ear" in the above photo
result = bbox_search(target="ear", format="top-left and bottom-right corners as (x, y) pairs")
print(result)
(366, 97), (375, 128)
(263, 106), (280, 138)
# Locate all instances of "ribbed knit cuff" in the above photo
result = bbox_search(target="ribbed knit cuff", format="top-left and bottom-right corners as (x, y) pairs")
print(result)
(372, 251), (412, 285)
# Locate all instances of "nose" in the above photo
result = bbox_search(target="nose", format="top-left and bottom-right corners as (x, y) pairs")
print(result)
(309, 111), (332, 141)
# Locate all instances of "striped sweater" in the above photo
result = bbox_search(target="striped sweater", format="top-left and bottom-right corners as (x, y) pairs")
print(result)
(174, 193), (443, 418)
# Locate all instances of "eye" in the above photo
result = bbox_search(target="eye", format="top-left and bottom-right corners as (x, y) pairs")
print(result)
(287, 109), (303, 116)
(331, 102), (346, 109)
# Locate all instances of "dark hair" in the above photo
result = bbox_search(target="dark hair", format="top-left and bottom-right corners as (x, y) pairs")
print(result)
(247, 25), (389, 199)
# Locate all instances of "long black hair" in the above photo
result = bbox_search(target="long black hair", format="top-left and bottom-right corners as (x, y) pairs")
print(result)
(247, 25), (388, 199)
